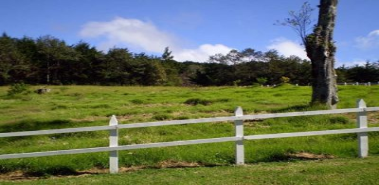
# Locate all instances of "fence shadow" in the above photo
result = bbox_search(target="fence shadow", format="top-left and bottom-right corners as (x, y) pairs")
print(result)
(0, 119), (98, 142)
(271, 104), (311, 113)
(271, 104), (327, 113)
(0, 119), (73, 133)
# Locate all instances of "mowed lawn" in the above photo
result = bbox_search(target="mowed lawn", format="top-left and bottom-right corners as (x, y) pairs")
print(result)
(0, 85), (378, 183)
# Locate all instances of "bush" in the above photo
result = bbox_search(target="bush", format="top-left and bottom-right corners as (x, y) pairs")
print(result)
(184, 98), (212, 106)
(233, 80), (241, 86)
(130, 99), (144, 104)
(280, 76), (290, 84)
(7, 83), (29, 96)
(153, 114), (172, 121)
(256, 77), (268, 85)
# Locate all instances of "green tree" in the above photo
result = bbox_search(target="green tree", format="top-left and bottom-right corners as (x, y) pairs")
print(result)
(36, 35), (77, 84)
(73, 42), (105, 84)
(162, 47), (174, 61)
(0, 33), (29, 84)
(132, 53), (167, 85)
(103, 48), (133, 85)
(15, 36), (39, 84)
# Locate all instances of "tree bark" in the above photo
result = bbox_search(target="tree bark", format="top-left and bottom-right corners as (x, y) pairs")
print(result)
(305, 0), (339, 109)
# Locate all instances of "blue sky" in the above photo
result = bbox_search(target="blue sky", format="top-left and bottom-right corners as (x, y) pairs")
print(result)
(1, 0), (378, 66)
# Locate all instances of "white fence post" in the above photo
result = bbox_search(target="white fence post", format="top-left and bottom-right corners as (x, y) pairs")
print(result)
(109, 115), (119, 173)
(357, 99), (368, 158)
(234, 107), (244, 165)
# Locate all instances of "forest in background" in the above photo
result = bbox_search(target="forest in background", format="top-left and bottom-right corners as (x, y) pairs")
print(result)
(1, 33), (378, 86)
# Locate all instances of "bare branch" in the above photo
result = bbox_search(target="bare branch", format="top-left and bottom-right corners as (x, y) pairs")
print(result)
(276, 2), (314, 46)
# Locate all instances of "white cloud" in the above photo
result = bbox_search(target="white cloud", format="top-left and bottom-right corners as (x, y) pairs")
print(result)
(174, 44), (232, 62)
(79, 17), (232, 62)
(355, 30), (379, 49)
(368, 30), (379, 37)
(80, 17), (179, 52)
(267, 38), (308, 60)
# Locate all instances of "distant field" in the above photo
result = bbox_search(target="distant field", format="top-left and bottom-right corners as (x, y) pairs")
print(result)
(0, 85), (378, 181)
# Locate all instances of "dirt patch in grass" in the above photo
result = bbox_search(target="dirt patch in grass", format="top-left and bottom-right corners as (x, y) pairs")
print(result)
(0, 171), (40, 181)
(155, 160), (202, 168)
(0, 161), (202, 181)
(0, 168), (122, 181)
(243, 119), (268, 128)
(70, 116), (107, 122)
(118, 113), (153, 122)
(342, 112), (379, 125)
(0, 168), (107, 181)
(287, 152), (335, 160)
(369, 112), (379, 124)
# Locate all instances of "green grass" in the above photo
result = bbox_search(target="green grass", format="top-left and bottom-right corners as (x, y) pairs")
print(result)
(2, 156), (379, 184)
(0, 85), (378, 179)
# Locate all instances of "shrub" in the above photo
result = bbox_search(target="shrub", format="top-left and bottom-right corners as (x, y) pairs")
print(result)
(184, 98), (212, 106)
(256, 77), (268, 85)
(130, 99), (144, 104)
(153, 114), (172, 121)
(330, 116), (349, 124)
(7, 83), (29, 96)
(280, 76), (290, 84)
(233, 80), (241, 86)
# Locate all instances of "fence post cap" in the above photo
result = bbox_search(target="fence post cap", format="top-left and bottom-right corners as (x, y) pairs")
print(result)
(110, 115), (118, 126)
(234, 106), (243, 116)
(357, 99), (367, 108)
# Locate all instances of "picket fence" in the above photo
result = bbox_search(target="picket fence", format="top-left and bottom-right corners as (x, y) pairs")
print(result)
(1, 99), (379, 174)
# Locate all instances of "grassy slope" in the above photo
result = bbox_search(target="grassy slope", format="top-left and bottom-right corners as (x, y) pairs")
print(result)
(0, 85), (378, 177)
(2, 156), (379, 185)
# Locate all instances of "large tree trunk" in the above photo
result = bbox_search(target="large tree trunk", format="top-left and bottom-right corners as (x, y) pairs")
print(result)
(305, 0), (339, 109)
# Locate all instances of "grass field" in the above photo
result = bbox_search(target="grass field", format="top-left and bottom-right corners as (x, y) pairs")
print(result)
(1, 156), (379, 184)
(0, 85), (378, 183)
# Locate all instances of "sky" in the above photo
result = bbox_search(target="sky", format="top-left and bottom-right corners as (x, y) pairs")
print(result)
(1, 0), (378, 66)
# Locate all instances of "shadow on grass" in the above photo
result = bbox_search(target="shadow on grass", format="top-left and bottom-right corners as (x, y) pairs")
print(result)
(0, 119), (99, 142)
(0, 153), (333, 181)
(271, 104), (328, 113)
(257, 152), (334, 163)
(0, 166), (105, 181)
(0, 119), (74, 133)
(0, 161), (222, 181)
(25, 166), (79, 177)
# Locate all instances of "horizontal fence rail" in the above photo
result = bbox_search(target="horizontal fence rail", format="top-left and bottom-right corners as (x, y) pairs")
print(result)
(2, 128), (379, 160)
(0, 137), (239, 160)
(1, 107), (379, 138)
(244, 127), (379, 140)
(0, 99), (378, 173)
(337, 82), (379, 86)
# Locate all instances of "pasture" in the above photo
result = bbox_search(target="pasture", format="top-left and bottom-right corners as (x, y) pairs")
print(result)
(0, 85), (378, 183)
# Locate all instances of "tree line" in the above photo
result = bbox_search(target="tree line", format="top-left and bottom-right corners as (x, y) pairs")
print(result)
(0, 33), (378, 86)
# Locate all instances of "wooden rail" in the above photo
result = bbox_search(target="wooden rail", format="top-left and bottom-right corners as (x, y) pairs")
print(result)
(0, 99), (378, 174)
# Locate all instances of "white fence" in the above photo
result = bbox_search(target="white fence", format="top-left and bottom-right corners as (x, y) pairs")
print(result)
(1, 99), (379, 174)
(338, 82), (379, 86)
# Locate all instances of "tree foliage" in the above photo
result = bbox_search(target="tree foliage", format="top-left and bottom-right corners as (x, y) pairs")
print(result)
(162, 47), (174, 61)
(0, 33), (375, 87)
